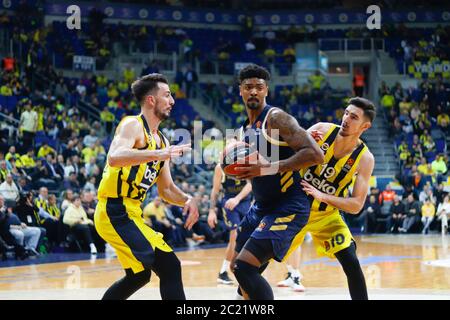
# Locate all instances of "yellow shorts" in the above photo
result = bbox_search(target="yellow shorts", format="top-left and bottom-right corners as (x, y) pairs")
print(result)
(94, 197), (172, 273)
(283, 210), (354, 261)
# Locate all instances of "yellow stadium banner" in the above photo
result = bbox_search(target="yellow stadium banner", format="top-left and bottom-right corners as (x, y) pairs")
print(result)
(408, 59), (450, 79)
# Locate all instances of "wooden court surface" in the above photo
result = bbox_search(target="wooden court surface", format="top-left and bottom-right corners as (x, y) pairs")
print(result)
(0, 234), (449, 300)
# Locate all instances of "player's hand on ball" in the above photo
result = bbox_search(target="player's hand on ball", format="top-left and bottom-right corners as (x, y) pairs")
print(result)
(183, 197), (199, 230)
(234, 156), (276, 179)
(224, 197), (240, 211)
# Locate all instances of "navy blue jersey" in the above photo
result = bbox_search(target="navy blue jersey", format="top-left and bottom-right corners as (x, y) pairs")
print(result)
(221, 170), (249, 199)
(240, 105), (308, 211)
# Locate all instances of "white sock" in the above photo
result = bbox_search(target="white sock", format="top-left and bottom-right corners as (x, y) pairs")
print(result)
(287, 265), (301, 279)
(286, 264), (295, 275)
(220, 260), (231, 274)
(90, 243), (97, 252)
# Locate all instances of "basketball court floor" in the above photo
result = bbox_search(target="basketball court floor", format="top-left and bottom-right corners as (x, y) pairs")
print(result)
(0, 234), (449, 300)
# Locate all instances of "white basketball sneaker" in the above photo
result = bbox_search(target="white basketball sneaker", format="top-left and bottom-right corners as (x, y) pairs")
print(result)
(291, 275), (306, 292)
(277, 272), (294, 287)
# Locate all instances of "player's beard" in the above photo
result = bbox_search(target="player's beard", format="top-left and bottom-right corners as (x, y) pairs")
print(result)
(155, 102), (170, 121)
(246, 98), (260, 110)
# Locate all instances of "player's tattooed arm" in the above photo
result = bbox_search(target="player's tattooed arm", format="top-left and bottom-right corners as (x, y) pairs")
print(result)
(268, 109), (324, 172)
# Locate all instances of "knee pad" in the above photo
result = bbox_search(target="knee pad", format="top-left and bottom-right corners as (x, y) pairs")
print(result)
(233, 259), (274, 300)
(233, 259), (259, 280)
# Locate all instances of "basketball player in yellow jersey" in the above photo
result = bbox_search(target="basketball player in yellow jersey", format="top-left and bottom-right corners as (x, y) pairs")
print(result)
(94, 73), (198, 300)
(289, 97), (376, 300)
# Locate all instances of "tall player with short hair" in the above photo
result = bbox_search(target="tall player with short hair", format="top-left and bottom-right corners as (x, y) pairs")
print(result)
(94, 73), (198, 300)
(231, 64), (324, 300)
(296, 97), (376, 300)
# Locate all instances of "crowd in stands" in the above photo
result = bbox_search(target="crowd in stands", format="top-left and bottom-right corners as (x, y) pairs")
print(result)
(387, 24), (450, 76)
(2, 6), (312, 78)
(4, 2), (450, 77)
(358, 78), (450, 236)
(352, 181), (449, 235)
(379, 25), (450, 234)
(379, 79), (449, 181)
(317, 23), (450, 72)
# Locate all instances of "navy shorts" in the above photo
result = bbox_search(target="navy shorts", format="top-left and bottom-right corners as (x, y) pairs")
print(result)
(235, 196), (311, 262)
(221, 197), (251, 231)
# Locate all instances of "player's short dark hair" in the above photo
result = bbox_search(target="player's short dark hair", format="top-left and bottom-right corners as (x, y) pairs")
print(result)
(238, 64), (271, 84)
(131, 73), (169, 104)
(348, 97), (376, 123)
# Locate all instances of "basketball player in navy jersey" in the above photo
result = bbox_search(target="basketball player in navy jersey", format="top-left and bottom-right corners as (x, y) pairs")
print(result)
(207, 157), (252, 285)
(231, 64), (324, 300)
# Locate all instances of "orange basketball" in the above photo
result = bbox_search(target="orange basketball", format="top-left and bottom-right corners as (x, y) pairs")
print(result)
(221, 141), (258, 176)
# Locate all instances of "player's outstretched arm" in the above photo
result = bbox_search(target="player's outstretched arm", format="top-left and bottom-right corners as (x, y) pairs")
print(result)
(234, 181), (252, 203)
(157, 161), (199, 230)
(107, 117), (190, 167)
(269, 109), (324, 172)
(208, 164), (222, 228)
(301, 151), (375, 214)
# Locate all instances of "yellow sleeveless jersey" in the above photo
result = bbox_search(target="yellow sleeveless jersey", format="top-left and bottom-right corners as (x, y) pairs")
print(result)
(97, 114), (167, 202)
(300, 124), (368, 221)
